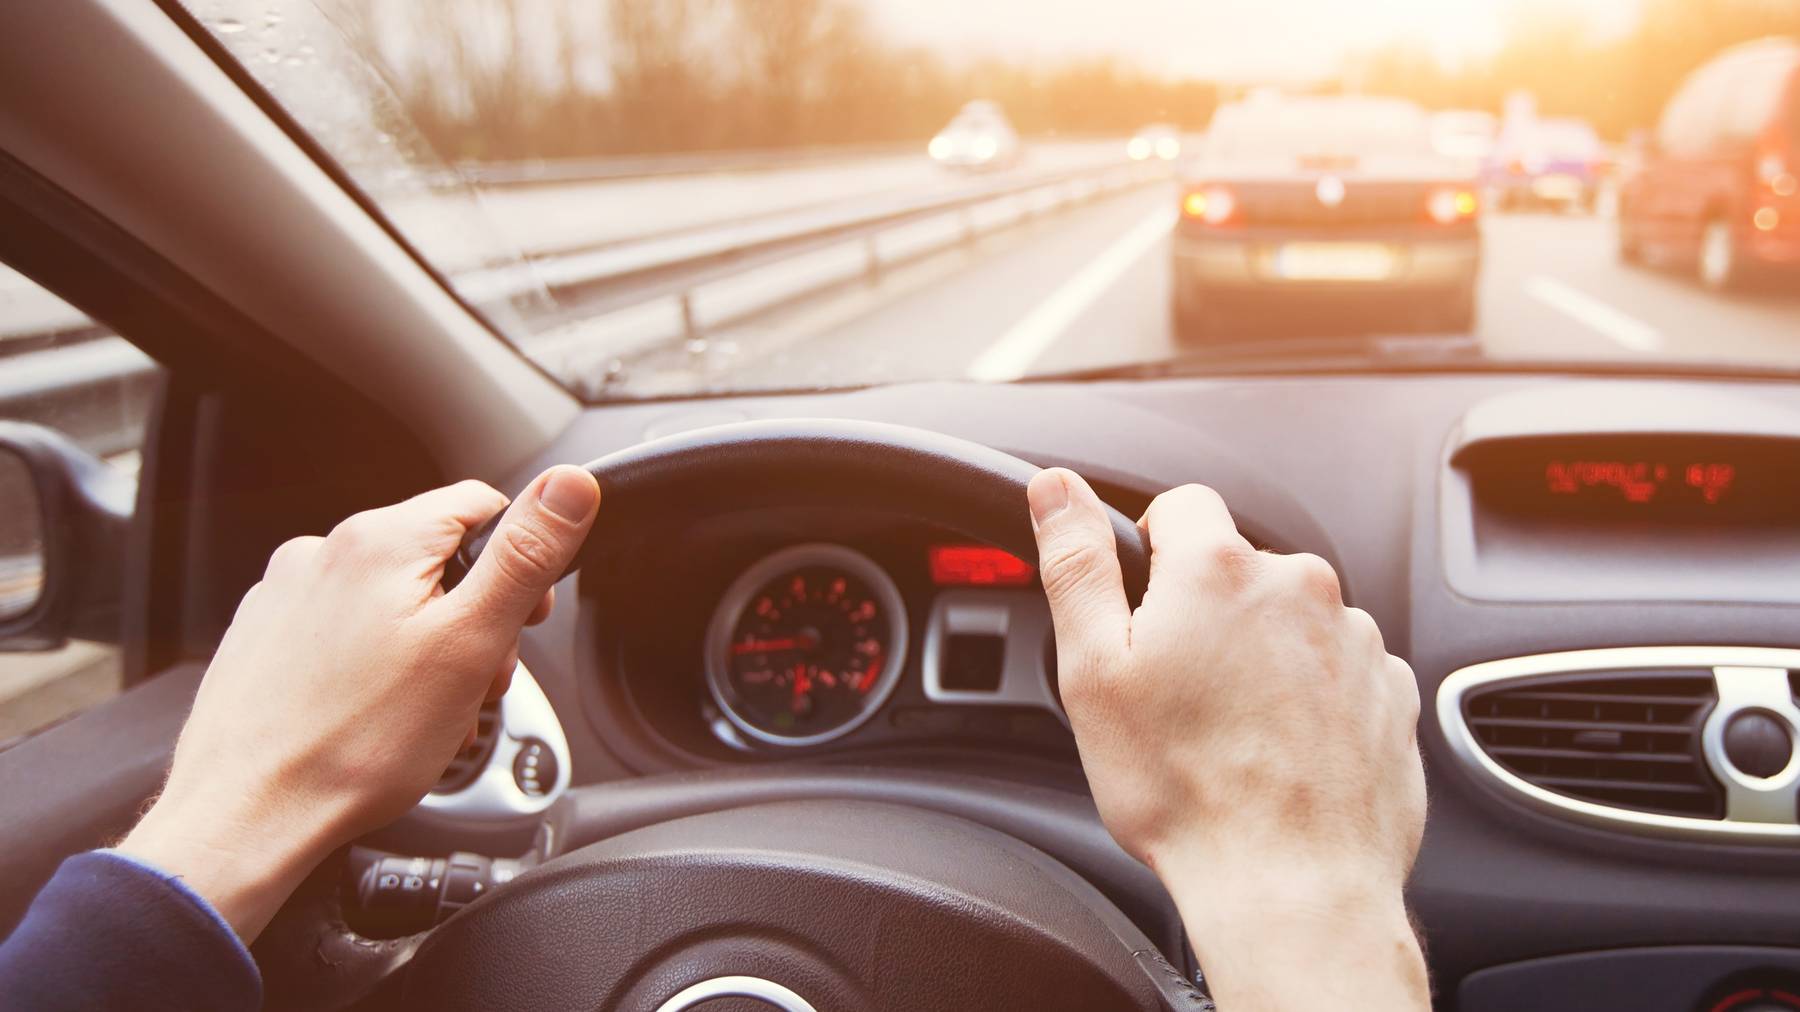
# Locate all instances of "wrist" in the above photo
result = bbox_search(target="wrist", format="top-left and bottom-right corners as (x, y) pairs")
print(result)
(118, 774), (350, 944)
(1158, 851), (1428, 1010)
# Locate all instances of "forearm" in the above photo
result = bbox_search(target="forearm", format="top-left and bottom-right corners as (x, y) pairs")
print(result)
(117, 777), (347, 944)
(1161, 856), (1430, 1011)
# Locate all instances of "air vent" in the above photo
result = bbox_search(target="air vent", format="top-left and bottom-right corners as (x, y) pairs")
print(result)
(1464, 672), (1723, 819)
(433, 699), (501, 794)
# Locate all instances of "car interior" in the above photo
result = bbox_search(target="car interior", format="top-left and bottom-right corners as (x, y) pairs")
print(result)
(4, 1), (1800, 1010)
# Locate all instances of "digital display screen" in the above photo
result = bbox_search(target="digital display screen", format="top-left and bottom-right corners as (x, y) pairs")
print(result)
(1542, 458), (1735, 505)
(1463, 436), (1800, 525)
(928, 544), (1035, 586)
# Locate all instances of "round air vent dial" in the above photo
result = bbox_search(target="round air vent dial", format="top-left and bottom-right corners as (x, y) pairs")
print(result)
(1722, 710), (1794, 779)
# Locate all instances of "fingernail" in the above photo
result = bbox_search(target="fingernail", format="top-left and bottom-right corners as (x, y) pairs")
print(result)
(539, 467), (598, 522)
(1028, 471), (1071, 529)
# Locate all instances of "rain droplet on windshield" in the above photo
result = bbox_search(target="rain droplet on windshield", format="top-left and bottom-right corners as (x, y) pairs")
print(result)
(213, 17), (246, 33)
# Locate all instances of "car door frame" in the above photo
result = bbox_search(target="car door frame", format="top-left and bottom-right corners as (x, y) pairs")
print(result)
(0, 0), (585, 927)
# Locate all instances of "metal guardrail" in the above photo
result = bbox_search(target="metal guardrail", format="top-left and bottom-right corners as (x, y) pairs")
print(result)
(2, 154), (1166, 428)
(446, 136), (1130, 188)
(463, 158), (1160, 308)
(468, 158), (1168, 388)
(448, 141), (928, 188)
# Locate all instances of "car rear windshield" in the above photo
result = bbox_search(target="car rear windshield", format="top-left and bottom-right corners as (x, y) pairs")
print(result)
(1211, 105), (1431, 160)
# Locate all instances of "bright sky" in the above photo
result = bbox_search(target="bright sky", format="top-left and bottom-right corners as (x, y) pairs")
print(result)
(862, 0), (1645, 81)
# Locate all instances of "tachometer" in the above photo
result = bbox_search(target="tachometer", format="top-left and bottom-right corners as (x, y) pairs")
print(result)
(704, 544), (907, 746)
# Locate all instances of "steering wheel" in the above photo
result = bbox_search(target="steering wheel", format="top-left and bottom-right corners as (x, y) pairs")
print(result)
(263, 421), (1207, 1010)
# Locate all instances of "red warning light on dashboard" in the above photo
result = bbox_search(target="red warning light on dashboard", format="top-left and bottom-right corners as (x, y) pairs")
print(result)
(929, 545), (1035, 586)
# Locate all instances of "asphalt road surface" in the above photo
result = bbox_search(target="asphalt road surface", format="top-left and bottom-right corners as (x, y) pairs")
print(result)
(617, 183), (1800, 395)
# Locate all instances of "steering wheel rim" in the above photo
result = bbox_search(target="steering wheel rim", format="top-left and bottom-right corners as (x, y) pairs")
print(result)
(445, 418), (1152, 606)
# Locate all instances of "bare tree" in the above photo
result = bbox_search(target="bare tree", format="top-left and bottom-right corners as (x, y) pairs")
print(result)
(732, 0), (815, 144)
(608, 0), (720, 151)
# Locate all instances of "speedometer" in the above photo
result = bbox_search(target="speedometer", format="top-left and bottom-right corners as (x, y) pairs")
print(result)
(704, 544), (907, 747)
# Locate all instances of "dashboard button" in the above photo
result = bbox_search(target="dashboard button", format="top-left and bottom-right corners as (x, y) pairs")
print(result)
(512, 738), (557, 797)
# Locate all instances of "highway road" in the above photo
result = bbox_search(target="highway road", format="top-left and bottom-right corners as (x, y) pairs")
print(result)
(612, 183), (1800, 396)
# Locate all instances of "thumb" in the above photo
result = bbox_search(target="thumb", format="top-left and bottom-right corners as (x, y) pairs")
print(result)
(1029, 469), (1130, 676)
(454, 466), (599, 626)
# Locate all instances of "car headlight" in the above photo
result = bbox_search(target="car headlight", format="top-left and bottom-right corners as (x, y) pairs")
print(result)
(1128, 138), (1151, 160)
(972, 135), (1000, 161)
(1154, 137), (1180, 160)
(929, 136), (952, 161)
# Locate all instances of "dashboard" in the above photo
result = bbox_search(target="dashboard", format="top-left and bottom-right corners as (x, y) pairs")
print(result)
(588, 482), (1186, 767)
(484, 373), (1800, 1011)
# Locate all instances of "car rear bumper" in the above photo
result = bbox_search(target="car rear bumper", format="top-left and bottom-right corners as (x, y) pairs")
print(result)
(1171, 232), (1480, 295)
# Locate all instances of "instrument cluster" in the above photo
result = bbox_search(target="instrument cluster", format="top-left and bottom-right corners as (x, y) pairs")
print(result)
(594, 508), (1086, 766)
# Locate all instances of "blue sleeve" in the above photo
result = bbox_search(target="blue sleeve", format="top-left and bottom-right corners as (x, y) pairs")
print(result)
(0, 849), (262, 1011)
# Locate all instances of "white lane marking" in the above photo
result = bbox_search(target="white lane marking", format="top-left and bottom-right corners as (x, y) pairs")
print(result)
(1523, 275), (1662, 352)
(967, 205), (1177, 381)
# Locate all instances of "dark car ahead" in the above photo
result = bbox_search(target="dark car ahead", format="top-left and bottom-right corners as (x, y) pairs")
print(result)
(1171, 96), (1481, 341)
(1485, 116), (1607, 212)
(1618, 37), (1800, 291)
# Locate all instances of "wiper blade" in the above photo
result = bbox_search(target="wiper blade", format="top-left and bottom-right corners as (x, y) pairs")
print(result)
(1023, 332), (1485, 383)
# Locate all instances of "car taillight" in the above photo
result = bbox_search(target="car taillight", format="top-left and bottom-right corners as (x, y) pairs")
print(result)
(1425, 185), (1479, 224)
(1181, 185), (1236, 225)
(1757, 147), (1797, 197)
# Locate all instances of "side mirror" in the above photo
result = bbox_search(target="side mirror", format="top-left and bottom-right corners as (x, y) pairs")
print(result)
(0, 421), (133, 651)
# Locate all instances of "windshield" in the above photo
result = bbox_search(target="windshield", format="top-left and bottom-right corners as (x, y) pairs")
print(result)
(1207, 99), (1433, 160)
(184, 0), (1800, 399)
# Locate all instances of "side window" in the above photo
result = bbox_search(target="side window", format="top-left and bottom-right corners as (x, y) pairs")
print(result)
(1721, 57), (1791, 142)
(1661, 61), (1730, 156)
(0, 265), (162, 746)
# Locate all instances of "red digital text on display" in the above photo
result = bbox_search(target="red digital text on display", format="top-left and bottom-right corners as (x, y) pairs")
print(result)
(1543, 459), (1736, 504)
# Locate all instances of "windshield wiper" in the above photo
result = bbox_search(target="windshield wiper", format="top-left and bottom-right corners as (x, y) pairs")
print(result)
(1024, 332), (1486, 384)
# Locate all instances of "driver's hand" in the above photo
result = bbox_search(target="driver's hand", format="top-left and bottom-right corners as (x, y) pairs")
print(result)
(118, 467), (600, 943)
(1027, 468), (1429, 1010)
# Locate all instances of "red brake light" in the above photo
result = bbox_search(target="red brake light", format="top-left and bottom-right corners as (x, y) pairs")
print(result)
(1756, 142), (1796, 195)
(1180, 185), (1237, 225)
(1425, 186), (1480, 224)
(929, 545), (1034, 587)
